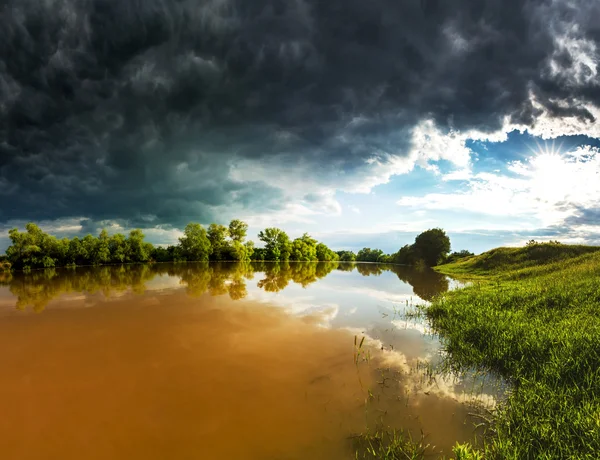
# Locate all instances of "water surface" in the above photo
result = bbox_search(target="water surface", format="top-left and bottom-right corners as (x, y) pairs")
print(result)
(0, 262), (499, 459)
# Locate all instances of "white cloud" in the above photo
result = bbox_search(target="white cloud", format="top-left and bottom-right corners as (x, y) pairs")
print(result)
(227, 104), (600, 243)
(312, 219), (436, 237)
(241, 202), (319, 229)
(225, 119), (497, 221)
(442, 168), (473, 182)
(507, 223), (600, 247)
(398, 146), (600, 229)
(409, 119), (473, 169)
(143, 226), (184, 243)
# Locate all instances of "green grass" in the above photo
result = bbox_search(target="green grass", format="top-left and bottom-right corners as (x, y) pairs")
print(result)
(436, 242), (600, 278)
(426, 243), (600, 459)
(353, 429), (484, 460)
(353, 429), (483, 460)
(353, 429), (429, 459)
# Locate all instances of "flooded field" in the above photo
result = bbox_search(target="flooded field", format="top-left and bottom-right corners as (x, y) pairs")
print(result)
(0, 262), (501, 459)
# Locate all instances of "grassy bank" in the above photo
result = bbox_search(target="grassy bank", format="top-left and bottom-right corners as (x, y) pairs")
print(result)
(436, 242), (600, 277)
(427, 243), (600, 458)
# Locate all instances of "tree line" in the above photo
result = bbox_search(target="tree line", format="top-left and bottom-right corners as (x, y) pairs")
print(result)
(3, 221), (468, 271)
(338, 229), (471, 267)
(3, 220), (341, 270)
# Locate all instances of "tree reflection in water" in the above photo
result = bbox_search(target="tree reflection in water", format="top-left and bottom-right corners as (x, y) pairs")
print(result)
(355, 263), (385, 277)
(1, 261), (450, 312)
(385, 264), (450, 301)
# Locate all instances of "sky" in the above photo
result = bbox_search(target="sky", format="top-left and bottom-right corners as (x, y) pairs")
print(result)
(1, 0), (600, 254)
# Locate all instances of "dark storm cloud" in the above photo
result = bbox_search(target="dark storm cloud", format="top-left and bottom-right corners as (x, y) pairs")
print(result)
(1, 0), (599, 228)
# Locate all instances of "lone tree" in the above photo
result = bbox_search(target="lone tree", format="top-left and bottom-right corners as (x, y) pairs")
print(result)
(413, 228), (451, 266)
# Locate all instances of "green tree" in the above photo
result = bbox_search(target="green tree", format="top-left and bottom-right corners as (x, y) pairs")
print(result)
(337, 250), (356, 262)
(413, 228), (451, 267)
(93, 229), (111, 265)
(167, 245), (185, 262)
(207, 223), (229, 260)
(126, 229), (151, 262)
(290, 233), (318, 261)
(71, 237), (90, 265)
(109, 234), (127, 263)
(151, 246), (171, 263)
(356, 248), (384, 262)
(278, 232), (292, 261)
(5, 228), (27, 266)
(229, 240), (254, 261)
(258, 228), (279, 260)
(244, 241), (255, 260)
(179, 223), (212, 261)
(228, 219), (248, 242)
(81, 234), (97, 265)
(6, 223), (48, 269)
(258, 228), (291, 261)
(391, 244), (417, 265)
(316, 242), (338, 261)
(251, 247), (267, 261)
(53, 237), (70, 265)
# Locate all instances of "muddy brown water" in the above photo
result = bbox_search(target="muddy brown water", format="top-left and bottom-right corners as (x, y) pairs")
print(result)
(0, 262), (500, 459)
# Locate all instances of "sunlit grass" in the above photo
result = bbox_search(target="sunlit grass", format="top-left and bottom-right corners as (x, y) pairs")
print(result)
(436, 241), (600, 277)
(353, 429), (483, 460)
(353, 429), (429, 459)
(427, 244), (600, 458)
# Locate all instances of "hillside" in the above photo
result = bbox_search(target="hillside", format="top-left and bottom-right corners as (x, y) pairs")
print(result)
(436, 242), (600, 277)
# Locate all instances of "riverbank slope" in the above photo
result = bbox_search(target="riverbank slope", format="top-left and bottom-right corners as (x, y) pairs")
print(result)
(428, 243), (600, 458)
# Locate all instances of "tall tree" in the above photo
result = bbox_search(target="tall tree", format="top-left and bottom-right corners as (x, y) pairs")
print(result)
(290, 233), (318, 261)
(179, 223), (212, 261)
(81, 234), (97, 265)
(126, 229), (150, 262)
(93, 229), (111, 265)
(412, 228), (451, 266)
(109, 234), (127, 263)
(53, 237), (70, 265)
(277, 231), (292, 261)
(207, 223), (229, 260)
(229, 240), (255, 261)
(258, 227), (290, 261)
(68, 237), (87, 265)
(228, 219), (248, 242)
(5, 223), (48, 268)
(6, 228), (30, 267)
